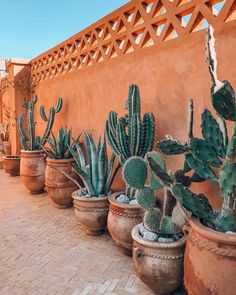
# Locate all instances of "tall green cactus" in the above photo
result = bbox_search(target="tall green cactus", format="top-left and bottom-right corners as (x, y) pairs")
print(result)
(59, 132), (121, 197)
(122, 155), (178, 235)
(106, 84), (155, 164)
(17, 96), (63, 151)
(154, 26), (236, 233)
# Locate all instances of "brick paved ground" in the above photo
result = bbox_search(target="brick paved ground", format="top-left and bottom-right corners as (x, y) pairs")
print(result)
(0, 170), (153, 295)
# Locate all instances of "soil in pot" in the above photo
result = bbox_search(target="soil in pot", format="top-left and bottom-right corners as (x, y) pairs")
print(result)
(184, 218), (236, 295)
(3, 155), (20, 176)
(45, 158), (78, 208)
(72, 189), (110, 235)
(20, 150), (46, 194)
(107, 192), (143, 256)
(132, 223), (186, 294)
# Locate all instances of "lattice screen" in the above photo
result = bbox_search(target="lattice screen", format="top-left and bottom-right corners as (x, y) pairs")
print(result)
(31, 0), (236, 84)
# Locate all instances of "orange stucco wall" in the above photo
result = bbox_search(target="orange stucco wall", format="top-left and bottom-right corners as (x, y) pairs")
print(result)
(1, 0), (236, 207)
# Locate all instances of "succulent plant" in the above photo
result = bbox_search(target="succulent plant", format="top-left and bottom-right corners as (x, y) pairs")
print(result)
(41, 126), (73, 159)
(106, 84), (155, 164)
(58, 132), (121, 197)
(18, 95), (63, 151)
(123, 155), (179, 236)
(153, 26), (236, 233)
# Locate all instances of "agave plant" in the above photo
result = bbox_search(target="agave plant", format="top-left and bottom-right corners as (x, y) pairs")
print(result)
(0, 123), (9, 142)
(59, 132), (121, 197)
(41, 127), (73, 159)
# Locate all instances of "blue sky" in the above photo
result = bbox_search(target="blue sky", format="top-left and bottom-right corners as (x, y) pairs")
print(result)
(0, 0), (128, 60)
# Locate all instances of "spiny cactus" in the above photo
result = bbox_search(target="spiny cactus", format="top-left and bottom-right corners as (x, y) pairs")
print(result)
(106, 84), (155, 164)
(58, 132), (121, 197)
(123, 155), (179, 236)
(41, 126), (73, 159)
(17, 96), (63, 151)
(154, 26), (236, 233)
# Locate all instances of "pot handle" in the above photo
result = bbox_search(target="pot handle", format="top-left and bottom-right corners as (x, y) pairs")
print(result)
(183, 223), (191, 236)
(133, 247), (143, 259)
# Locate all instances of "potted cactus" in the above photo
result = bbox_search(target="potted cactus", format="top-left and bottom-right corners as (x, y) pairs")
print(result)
(59, 132), (120, 235)
(106, 84), (155, 255)
(148, 27), (236, 295)
(122, 154), (186, 294)
(42, 127), (79, 208)
(3, 155), (21, 176)
(18, 95), (63, 194)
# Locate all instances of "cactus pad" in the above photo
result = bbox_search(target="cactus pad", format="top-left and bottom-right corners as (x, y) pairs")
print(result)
(144, 209), (162, 233)
(136, 187), (156, 209)
(157, 139), (189, 155)
(160, 216), (177, 235)
(122, 156), (148, 189)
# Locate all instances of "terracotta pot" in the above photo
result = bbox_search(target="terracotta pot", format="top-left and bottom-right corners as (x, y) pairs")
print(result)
(20, 150), (46, 194)
(107, 192), (143, 255)
(184, 218), (236, 295)
(132, 224), (186, 294)
(72, 189), (109, 235)
(3, 141), (11, 155)
(3, 155), (20, 176)
(45, 158), (78, 208)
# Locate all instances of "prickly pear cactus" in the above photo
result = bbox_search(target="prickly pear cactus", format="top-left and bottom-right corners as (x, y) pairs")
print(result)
(122, 155), (179, 236)
(17, 96), (63, 151)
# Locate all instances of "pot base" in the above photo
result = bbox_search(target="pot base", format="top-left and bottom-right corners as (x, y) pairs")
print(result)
(55, 203), (73, 209)
(85, 229), (104, 235)
(30, 189), (45, 195)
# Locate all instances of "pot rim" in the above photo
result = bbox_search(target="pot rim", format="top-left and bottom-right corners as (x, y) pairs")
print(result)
(3, 155), (20, 160)
(72, 189), (110, 202)
(108, 191), (140, 209)
(189, 218), (236, 244)
(132, 223), (186, 249)
(21, 149), (44, 154)
(46, 157), (74, 164)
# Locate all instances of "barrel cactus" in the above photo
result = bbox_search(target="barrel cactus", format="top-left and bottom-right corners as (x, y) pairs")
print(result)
(18, 95), (63, 151)
(154, 26), (236, 233)
(58, 132), (121, 197)
(123, 155), (182, 240)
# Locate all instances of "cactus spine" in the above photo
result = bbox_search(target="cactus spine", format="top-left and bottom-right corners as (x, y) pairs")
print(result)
(17, 96), (63, 151)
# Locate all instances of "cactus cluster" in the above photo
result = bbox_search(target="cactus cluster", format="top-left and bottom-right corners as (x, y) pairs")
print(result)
(18, 95), (63, 151)
(106, 84), (155, 164)
(153, 27), (236, 233)
(60, 132), (120, 197)
(123, 155), (179, 236)
(41, 127), (73, 159)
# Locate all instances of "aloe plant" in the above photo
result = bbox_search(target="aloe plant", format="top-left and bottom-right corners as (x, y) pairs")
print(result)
(41, 127), (73, 159)
(17, 95), (63, 151)
(59, 132), (121, 197)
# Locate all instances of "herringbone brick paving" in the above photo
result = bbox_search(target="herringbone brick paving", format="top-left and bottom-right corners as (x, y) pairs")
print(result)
(0, 170), (153, 295)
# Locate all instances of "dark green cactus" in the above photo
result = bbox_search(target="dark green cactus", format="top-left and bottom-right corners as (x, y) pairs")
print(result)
(122, 155), (179, 236)
(152, 26), (236, 233)
(41, 126), (73, 159)
(106, 84), (155, 164)
(59, 132), (120, 197)
(17, 96), (63, 151)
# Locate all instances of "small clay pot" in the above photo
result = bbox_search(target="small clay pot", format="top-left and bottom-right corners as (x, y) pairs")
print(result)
(3, 141), (11, 155)
(3, 155), (20, 176)
(107, 192), (143, 256)
(72, 189), (109, 235)
(132, 224), (186, 294)
(20, 150), (46, 194)
(45, 158), (78, 208)
(184, 218), (236, 295)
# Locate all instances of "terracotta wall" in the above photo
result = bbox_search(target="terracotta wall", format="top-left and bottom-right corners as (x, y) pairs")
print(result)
(1, 0), (236, 206)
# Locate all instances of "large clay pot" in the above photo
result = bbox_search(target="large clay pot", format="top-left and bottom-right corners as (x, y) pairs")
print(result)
(184, 218), (236, 295)
(107, 192), (143, 255)
(132, 224), (186, 294)
(3, 141), (11, 155)
(3, 155), (20, 176)
(72, 189), (109, 235)
(20, 150), (46, 194)
(45, 158), (78, 208)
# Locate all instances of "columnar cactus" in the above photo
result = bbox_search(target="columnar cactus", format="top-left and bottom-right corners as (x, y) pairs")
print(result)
(123, 154), (179, 236)
(106, 84), (155, 164)
(17, 96), (63, 151)
(153, 26), (236, 233)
